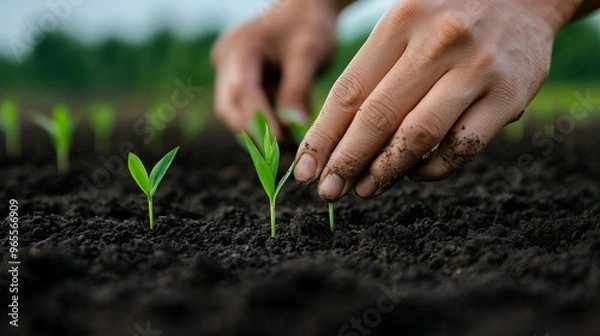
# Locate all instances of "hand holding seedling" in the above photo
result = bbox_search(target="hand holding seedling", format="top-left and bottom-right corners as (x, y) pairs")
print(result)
(293, 0), (599, 201)
(128, 147), (179, 230)
(214, 0), (600, 202)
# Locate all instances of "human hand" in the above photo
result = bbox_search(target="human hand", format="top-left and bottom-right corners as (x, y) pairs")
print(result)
(211, 0), (340, 139)
(293, 0), (585, 201)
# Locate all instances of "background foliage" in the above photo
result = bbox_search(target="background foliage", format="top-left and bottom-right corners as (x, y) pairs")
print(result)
(1, 19), (598, 98)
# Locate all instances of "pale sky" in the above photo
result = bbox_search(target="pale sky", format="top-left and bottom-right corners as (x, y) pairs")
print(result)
(0, 0), (396, 61)
(0, 1), (598, 62)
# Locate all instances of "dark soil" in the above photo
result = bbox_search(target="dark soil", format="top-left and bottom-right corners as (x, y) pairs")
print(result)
(1, 117), (599, 336)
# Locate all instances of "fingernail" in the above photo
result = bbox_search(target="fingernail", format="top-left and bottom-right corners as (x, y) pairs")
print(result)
(319, 174), (345, 200)
(295, 154), (317, 183)
(355, 175), (377, 198)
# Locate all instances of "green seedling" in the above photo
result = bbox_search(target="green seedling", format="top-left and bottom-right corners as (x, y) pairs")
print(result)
(241, 113), (294, 238)
(0, 98), (20, 157)
(89, 103), (115, 152)
(280, 109), (336, 232)
(146, 104), (170, 144)
(128, 146), (179, 230)
(181, 108), (207, 141)
(328, 200), (336, 233)
(32, 104), (74, 174)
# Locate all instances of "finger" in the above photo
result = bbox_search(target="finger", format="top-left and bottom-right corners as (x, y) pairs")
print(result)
(407, 94), (522, 181)
(293, 5), (415, 184)
(214, 51), (282, 138)
(354, 69), (487, 198)
(317, 47), (453, 200)
(276, 35), (322, 124)
(214, 56), (246, 131)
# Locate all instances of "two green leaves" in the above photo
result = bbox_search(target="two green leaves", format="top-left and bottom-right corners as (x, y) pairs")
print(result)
(128, 146), (179, 230)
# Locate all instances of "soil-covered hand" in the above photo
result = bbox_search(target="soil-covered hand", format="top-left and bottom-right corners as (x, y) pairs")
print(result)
(294, 0), (586, 201)
(211, 0), (339, 139)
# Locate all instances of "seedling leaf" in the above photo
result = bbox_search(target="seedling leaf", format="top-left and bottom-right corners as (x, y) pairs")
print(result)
(248, 112), (269, 153)
(241, 131), (275, 199)
(274, 162), (295, 199)
(31, 104), (74, 174)
(128, 152), (151, 195)
(32, 113), (56, 135)
(149, 146), (179, 196)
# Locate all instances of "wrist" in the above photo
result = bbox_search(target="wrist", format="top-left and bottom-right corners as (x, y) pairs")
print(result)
(534, 0), (585, 32)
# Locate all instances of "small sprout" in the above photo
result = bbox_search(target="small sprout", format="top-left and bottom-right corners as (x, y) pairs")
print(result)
(128, 146), (179, 230)
(0, 98), (20, 157)
(32, 104), (74, 174)
(89, 103), (115, 153)
(280, 109), (336, 232)
(328, 202), (335, 233)
(147, 105), (169, 144)
(241, 113), (294, 238)
(181, 108), (207, 141)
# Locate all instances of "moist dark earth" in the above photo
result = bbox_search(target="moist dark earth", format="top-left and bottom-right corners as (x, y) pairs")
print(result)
(1, 117), (599, 336)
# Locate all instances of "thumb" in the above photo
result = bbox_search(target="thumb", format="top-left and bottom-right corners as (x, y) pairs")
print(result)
(276, 51), (319, 125)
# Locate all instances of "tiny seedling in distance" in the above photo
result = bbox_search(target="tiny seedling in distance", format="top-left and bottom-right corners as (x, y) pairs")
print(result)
(181, 108), (207, 141)
(32, 104), (74, 174)
(89, 103), (115, 153)
(128, 146), (179, 230)
(0, 98), (20, 157)
(241, 113), (294, 238)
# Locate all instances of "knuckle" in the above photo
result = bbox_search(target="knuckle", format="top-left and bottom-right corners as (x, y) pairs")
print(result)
(437, 12), (470, 40)
(387, 0), (422, 27)
(330, 70), (367, 111)
(473, 46), (497, 70)
(293, 31), (325, 58)
(360, 96), (398, 134)
(403, 121), (444, 151)
(489, 83), (521, 111)
(426, 13), (471, 59)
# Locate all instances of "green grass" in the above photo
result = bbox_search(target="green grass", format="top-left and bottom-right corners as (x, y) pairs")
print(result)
(504, 82), (600, 140)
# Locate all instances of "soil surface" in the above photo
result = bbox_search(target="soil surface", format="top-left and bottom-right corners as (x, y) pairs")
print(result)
(1, 117), (599, 336)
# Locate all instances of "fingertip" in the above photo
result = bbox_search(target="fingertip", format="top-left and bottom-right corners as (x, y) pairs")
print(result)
(294, 153), (318, 185)
(318, 176), (345, 202)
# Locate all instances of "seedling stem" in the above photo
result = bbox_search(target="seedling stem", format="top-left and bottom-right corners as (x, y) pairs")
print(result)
(328, 202), (335, 232)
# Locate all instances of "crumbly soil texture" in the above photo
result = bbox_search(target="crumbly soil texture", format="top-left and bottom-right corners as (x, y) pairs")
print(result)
(1, 119), (599, 336)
